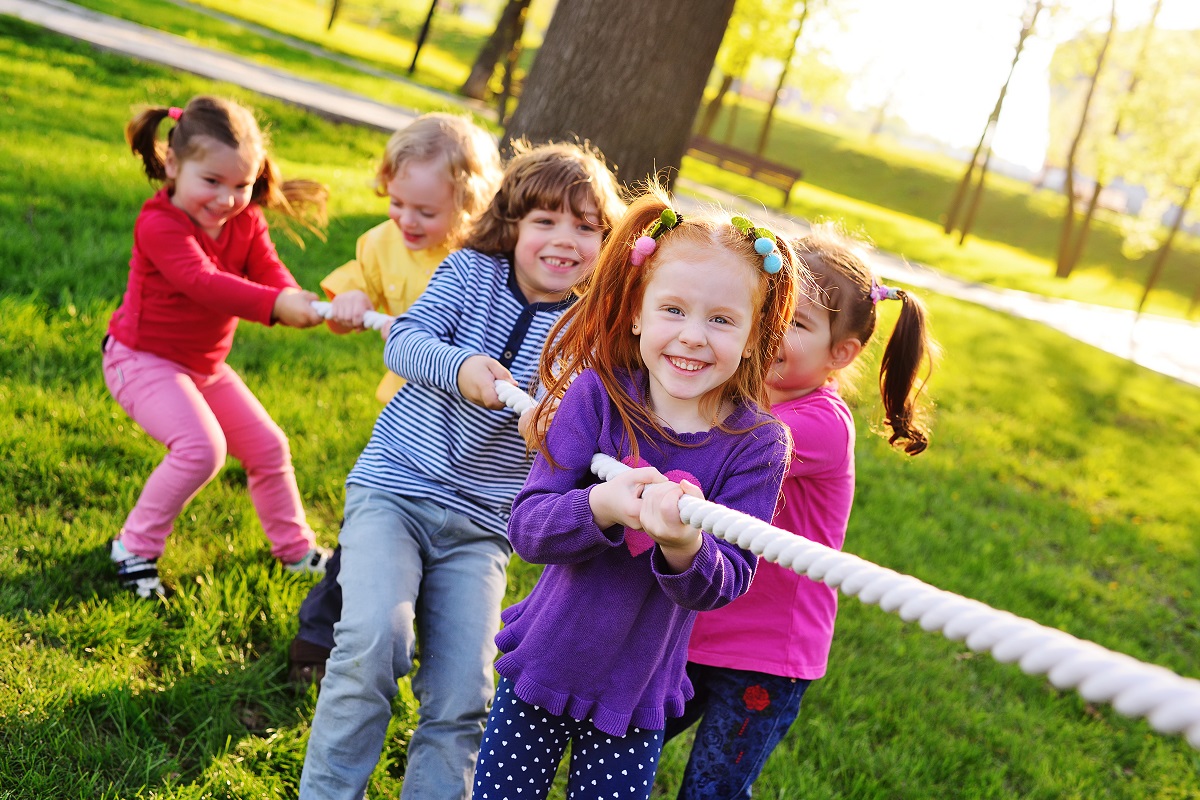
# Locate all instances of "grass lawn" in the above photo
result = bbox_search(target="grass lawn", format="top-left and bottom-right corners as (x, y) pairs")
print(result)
(3, 14), (1200, 800)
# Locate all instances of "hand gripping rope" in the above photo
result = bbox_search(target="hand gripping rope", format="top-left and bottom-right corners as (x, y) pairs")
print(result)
(308, 297), (1200, 751)
(493, 379), (1200, 751)
(311, 301), (394, 332)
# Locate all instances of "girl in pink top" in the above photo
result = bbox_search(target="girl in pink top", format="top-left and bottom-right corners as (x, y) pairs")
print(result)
(667, 223), (940, 799)
(103, 95), (330, 599)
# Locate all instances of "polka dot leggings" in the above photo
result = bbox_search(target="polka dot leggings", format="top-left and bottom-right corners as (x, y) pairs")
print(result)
(471, 676), (663, 799)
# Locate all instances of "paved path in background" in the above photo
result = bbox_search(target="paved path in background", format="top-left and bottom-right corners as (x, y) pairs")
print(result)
(7, 0), (1200, 390)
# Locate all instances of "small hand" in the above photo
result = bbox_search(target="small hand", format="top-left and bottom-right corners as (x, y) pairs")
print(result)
(273, 288), (323, 328)
(327, 290), (374, 331)
(588, 466), (667, 530)
(641, 479), (705, 572)
(518, 397), (560, 450)
(456, 355), (516, 409)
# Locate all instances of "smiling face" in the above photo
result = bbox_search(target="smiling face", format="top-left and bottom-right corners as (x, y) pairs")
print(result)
(512, 202), (603, 303)
(766, 293), (837, 403)
(165, 136), (260, 239)
(386, 157), (457, 251)
(632, 239), (759, 432)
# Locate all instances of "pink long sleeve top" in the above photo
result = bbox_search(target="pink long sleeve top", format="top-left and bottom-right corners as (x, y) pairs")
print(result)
(107, 190), (299, 374)
(687, 383), (855, 679)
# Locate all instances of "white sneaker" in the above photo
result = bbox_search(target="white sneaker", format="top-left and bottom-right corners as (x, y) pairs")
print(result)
(110, 539), (166, 599)
(285, 546), (332, 575)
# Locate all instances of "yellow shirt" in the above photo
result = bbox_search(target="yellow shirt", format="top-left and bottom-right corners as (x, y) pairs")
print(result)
(321, 220), (449, 403)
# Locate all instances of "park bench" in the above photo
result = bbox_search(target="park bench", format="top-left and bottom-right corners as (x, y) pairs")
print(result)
(685, 135), (803, 207)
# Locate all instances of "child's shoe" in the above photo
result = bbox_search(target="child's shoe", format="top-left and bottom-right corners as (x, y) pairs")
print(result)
(110, 539), (166, 599)
(287, 637), (332, 690)
(284, 546), (332, 575)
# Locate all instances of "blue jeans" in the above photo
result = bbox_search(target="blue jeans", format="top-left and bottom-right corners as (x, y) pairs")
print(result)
(300, 486), (512, 800)
(472, 677), (664, 800)
(666, 663), (811, 800)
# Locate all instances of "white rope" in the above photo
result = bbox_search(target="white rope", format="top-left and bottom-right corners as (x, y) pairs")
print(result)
(311, 300), (394, 332)
(497, 380), (1200, 750)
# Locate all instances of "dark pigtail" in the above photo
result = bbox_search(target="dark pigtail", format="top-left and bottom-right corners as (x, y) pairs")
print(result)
(124, 107), (174, 181)
(878, 289), (934, 455)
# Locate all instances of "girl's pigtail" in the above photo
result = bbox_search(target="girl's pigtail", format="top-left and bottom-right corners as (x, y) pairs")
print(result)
(124, 107), (174, 181)
(878, 289), (936, 455)
(254, 154), (329, 246)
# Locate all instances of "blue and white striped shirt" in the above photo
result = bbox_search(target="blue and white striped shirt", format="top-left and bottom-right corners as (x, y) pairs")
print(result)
(346, 248), (572, 537)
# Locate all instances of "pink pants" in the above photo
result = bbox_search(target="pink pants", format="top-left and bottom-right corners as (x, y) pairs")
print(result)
(102, 338), (315, 563)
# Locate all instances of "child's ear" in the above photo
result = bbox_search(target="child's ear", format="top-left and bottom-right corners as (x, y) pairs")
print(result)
(829, 338), (863, 369)
(163, 148), (180, 181)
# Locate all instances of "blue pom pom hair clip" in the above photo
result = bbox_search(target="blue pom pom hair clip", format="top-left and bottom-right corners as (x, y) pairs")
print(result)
(730, 215), (783, 274)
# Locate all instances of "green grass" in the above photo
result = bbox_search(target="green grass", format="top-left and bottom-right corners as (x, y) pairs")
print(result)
(3, 15), (1200, 800)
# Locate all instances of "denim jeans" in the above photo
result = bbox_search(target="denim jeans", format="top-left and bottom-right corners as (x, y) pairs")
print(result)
(300, 486), (512, 800)
(666, 663), (811, 800)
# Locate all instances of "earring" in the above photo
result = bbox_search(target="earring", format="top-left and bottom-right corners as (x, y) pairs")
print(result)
(632, 323), (640, 334)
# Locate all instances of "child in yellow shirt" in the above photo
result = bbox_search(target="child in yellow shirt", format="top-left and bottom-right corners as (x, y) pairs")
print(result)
(289, 113), (501, 681)
(320, 112), (502, 402)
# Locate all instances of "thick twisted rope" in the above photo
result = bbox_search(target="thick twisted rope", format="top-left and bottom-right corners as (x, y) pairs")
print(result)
(499, 381), (1200, 751)
(311, 301), (1200, 747)
(311, 300), (393, 332)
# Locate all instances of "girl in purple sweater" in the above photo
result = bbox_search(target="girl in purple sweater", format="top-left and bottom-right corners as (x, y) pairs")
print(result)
(471, 187), (803, 800)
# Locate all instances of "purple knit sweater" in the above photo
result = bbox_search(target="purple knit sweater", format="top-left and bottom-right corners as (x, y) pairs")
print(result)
(494, 369), (789, 736)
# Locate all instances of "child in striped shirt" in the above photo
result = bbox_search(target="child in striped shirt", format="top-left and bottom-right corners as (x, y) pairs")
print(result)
(299, 141), (626, 800)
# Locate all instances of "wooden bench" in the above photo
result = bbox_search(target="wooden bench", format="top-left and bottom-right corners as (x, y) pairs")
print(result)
(685, 135), (803, 207)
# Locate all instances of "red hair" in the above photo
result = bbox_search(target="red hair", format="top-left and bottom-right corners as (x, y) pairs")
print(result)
(529, 183), (803, 464)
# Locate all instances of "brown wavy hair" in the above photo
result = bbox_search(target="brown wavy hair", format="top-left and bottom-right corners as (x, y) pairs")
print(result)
(528, 182), (803, 465)
(460, 140), (627, 255)
(796, 222), (939, 455)
(125, 95), (327, 244)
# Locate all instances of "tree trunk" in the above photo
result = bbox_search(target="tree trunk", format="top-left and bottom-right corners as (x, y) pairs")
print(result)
(958, 147), (995, 246)
(461, 0), (532, 100)
(755, 5), (807, 157)
(945, 0), (1041, 237)
(1061, 0), (1162, 275)
(503, 0), (737, 189)
(723, 76), (744, 144)
(326, 0), (342, 31)
(698, 72), (735, 139)
(1055, 0), (1117, 279)
(495, 1), (530, 125)
(408, 0), (440, 75)
(1137, 169), (1199, 315)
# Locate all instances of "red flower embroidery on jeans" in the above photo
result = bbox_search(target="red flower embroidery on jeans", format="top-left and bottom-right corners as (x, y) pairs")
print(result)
(743, 685), (770, 711)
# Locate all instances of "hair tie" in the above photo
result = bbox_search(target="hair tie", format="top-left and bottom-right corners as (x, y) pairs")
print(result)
(730, 215), (783, 274)
(870, 281), (900, 305)
(630, 207), (682, 266)
(168, 106), (183, 121)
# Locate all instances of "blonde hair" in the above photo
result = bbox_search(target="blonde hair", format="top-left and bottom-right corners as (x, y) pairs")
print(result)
(374, 113), (502, 249)
(125, 95), (327, 244)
